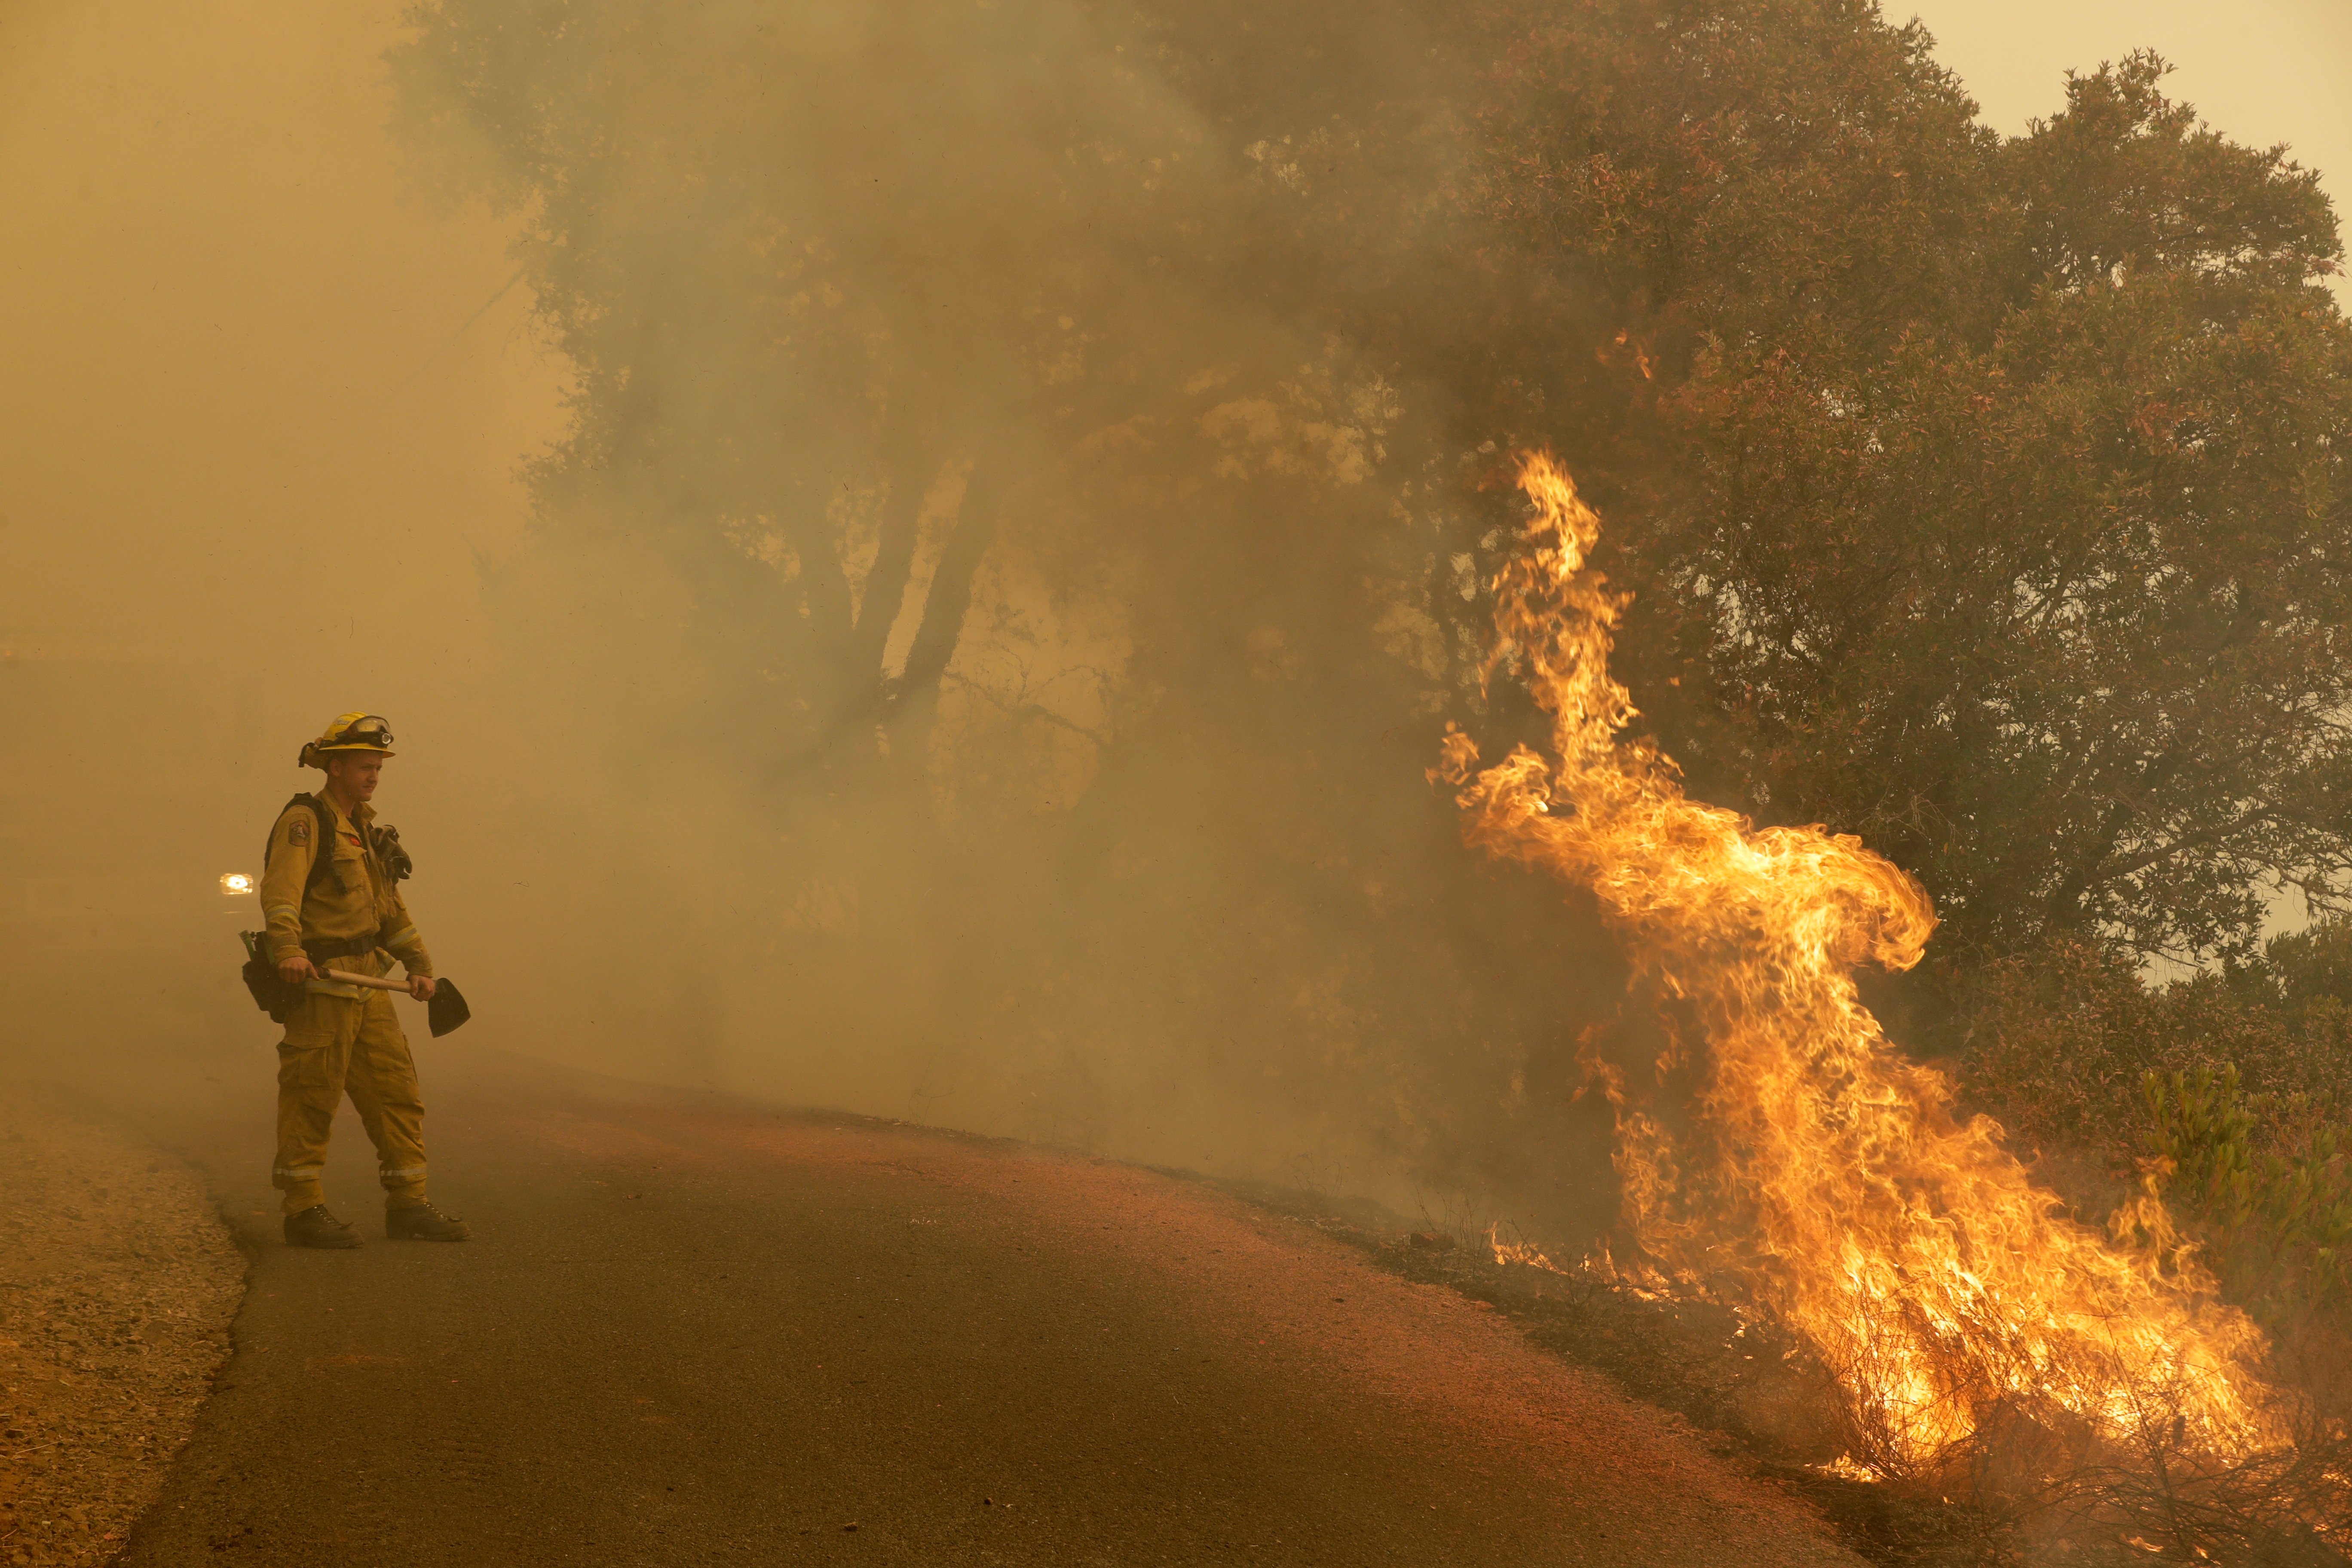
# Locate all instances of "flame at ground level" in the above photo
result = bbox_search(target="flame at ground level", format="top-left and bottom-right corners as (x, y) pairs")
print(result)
(1438, 453), (2279, 1476)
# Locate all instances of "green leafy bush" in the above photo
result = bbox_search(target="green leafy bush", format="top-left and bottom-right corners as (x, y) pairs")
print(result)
(2140, 1063), (2351, 1322)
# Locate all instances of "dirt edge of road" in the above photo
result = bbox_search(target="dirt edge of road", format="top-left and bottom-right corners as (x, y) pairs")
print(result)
(1207, 1176), (2003, 1567)
(0, 1088), (245, 1568)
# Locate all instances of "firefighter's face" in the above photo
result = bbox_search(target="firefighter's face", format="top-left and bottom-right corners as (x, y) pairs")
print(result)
(326, 751), (387, 802)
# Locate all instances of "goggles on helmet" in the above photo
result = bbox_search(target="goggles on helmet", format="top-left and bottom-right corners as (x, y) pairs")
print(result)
(330, 715), (395, 749)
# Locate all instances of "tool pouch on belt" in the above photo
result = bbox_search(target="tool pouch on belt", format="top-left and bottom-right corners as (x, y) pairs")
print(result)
(237, 930), (303, 1023)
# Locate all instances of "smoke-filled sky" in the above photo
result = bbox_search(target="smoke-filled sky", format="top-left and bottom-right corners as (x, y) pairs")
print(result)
(0, 0), (565, 680)
(0, 0), (567, 1087)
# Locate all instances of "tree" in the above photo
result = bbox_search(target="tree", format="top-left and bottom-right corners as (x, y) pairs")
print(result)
(390, 0), (1283, 797)
(1463, 21), (2352, 963)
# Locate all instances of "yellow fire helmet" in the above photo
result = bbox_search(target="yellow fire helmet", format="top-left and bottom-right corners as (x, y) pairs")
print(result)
(297, 712), (398, 769)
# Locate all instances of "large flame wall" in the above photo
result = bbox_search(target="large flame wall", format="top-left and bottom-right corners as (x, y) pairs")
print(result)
(1437, 453), (2278, 1475)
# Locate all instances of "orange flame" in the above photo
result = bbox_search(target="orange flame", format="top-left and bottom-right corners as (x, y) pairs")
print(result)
(1488, 1222), (1566, 1274)
(1438, 452), (2278, 1474)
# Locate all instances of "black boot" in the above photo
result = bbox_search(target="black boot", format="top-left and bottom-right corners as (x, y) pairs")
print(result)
(284, 1204), (363, 1249)
(386, 1201), (472, 1241)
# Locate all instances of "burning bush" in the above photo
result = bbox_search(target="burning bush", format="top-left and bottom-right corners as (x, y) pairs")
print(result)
(1441, 453), (2349, 1561)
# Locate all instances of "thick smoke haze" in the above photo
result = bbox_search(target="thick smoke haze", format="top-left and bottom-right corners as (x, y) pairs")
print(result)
(364, 0), (1589, 1199)
(0, 1), (559, 1066)
(12, 10), (2352, 1553)
(7, 0), (2345, 1247)
(0, 0), (1610, 1227)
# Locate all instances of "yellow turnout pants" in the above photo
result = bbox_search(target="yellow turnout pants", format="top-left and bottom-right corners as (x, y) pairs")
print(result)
(272, 957), (430, 1215)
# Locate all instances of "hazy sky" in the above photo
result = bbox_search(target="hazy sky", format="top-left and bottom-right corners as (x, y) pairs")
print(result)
(0, 0), (565, 683)
(1905, 0), (2352, 306)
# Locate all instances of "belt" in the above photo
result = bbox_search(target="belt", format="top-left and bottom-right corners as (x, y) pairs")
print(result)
(301, 931), (382, 962)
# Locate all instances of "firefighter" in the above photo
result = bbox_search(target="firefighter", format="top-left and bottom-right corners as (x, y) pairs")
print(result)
(259, 712), (470, 1247)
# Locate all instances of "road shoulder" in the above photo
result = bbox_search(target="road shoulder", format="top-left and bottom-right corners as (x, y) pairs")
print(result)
(0, 1090), (243, 1568)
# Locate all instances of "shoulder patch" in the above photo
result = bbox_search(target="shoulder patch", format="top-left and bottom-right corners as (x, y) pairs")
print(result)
(288, 817), (311, 847)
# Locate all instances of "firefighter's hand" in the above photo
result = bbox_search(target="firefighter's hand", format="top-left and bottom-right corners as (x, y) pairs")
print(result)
(408, 974), (438, 1002)
(278, 954), (319, 986)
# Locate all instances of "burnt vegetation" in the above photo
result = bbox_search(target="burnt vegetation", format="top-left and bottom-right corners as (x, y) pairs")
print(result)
(391, 0), (2352, 1559)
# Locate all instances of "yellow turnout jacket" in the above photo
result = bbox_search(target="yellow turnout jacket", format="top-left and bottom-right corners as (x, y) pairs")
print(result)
(259, 794), (433, 999)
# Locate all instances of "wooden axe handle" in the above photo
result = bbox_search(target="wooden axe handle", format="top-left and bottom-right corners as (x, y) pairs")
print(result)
(323, 968), (416, 992)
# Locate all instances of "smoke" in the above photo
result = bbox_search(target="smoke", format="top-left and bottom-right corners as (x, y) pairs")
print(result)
(0, 0), (558, 1059)
(376, 0), (1636, 1206)
(0, 0), (1623, 1231)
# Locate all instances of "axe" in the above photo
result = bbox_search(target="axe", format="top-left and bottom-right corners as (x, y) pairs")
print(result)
(322, 968), (474, 1038)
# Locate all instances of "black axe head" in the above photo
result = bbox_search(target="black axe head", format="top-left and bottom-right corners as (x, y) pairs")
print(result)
(427, 977), (472, 1038)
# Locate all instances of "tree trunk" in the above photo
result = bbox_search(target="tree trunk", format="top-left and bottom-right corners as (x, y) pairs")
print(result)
(843, 412), (935, 703)
(882, 461), (1001, 783)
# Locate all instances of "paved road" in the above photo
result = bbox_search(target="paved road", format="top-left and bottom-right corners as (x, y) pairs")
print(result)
(117, 1052), (1859, 1566)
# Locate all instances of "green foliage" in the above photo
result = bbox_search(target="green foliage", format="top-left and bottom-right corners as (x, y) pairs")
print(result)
(2141, 1064), (2352, 1319)
(1686, 267), (2352, 960)
(1998, 53), (2340, 294)
(1468, 0), (2001, 359)
(1465, 12), (2352, 964)
(2260, 917), (2352, 1014)
(1959, 924), (2352, 1348)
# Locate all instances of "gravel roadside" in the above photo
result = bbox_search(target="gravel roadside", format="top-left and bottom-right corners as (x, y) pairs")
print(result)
(0, 1091), (243, 1568)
